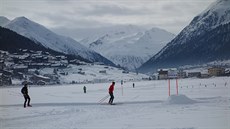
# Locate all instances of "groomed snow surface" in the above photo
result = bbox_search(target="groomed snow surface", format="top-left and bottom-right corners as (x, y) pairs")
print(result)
(0, 77), (230, 129)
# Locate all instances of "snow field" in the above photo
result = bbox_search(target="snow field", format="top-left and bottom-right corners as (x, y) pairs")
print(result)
(0, 77), (230, 129)
(38, 64), (149, 85)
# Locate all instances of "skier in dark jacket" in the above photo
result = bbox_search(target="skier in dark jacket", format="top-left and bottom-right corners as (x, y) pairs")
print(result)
(83, 86), (87, 93)
(108, 82), (115, 104)
(21, 83), (32, 108)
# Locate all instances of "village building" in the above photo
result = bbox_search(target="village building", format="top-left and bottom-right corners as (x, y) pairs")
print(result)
(30, 74), (51, 85)
(225, 69), (230, 76)
(158, 68), (178, 80)
(167, 68), (178, 79)
(177, 70), (187, 78)
(31, 55), (48, 63)
(78, 71), (85, 75)
(43, 74), (59, 84)
(0, 73), (2, 86)
(99, 70), (106, 74)
(208, 67), (225, 76)
(93, 78), (108, 83)
(0, 73), (12, 85)
(12, 65), (28, 74)
(158, 69), (168, 80)
(29, 63), (51, 69)
(188, 72), (201, 78)
(56, 55), (67, 60)
(69, 59), (87, 65)
(13, 72), (24, 80)
(122, 70), (129, 74)
(50, 62), (67, 68)
(0, 60), (5, 70)
(200, 73), (210, 78)
(2, 70), (13, 76)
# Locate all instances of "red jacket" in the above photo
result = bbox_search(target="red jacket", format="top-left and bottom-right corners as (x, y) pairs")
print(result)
(108, 84), (114, 93)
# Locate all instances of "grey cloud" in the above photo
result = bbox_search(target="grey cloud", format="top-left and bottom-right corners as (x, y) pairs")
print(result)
(0, 0), (216, 36)
(76, 4), (148, 16)
(35, 11), (113, 28)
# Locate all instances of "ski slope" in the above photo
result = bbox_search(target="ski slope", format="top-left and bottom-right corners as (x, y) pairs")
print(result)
(0, 77), (230, 129)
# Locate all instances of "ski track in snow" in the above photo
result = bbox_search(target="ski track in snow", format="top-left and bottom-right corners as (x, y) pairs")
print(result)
(0, 77), (230, 129)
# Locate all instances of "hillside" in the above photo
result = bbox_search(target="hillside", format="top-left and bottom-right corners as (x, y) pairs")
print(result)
(0, 26), (88, 61)
(83, 26), (174, 70)
(138, 0), (230, 73)
(1, 16), (115, 66)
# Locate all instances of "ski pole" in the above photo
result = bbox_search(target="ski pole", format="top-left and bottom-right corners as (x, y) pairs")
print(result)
(98, 96), (106, 103)
(98, 94), (109, 103)
(98, 95), (109, 103)
(8, 90), (23, 97)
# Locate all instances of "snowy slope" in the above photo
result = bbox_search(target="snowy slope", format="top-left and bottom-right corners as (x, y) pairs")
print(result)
(82, 26), (174, 70)
(24, 64), (148, 85)
(139, 0), (230, 73)
(1, 77), (230, 129)
(171, 0), (230, 46)
(1, 17), (114, 65)
(79, 24), (145, 46)
(199, 0), (230, 27)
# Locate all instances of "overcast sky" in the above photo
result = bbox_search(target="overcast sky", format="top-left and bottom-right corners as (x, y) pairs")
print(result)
(0, 0), (216, 40)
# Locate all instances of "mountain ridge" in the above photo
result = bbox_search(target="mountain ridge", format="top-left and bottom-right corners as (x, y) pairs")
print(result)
(0, 26), (87, 61)
(138, 0), (230, 73)
(0, 16), (115, 66)
(83, 26), (175, 70)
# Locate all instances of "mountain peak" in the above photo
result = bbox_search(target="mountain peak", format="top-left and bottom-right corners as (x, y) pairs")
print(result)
(197, 0), (230, 26)
(3, 16), (115, 66)
(149, 27), (175, 35)
(138, 0), (230, 73)
(206, 0), (230, 10)
(175, 0), (230, 45)
(150, 27), (163, 31)
(0, 16), (10, 26)
(86, 26), (174, 70)
(0, 16), (9, 20)
(14, 16), (28, 21)
(11, 16), (35, 25)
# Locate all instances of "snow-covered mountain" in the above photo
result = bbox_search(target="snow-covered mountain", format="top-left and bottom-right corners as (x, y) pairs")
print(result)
(139, 0), (230, 73)
(0, 26), (67, 56)
(81, 25), (174, 70)
(80, 25), (146, 45)
(0, 16), (10, 26)
(0, 16), (114, 66)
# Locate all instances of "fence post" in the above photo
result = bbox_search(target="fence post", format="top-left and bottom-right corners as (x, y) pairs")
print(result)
(168, 79), (170, 96)
(176, 79), (178, 95)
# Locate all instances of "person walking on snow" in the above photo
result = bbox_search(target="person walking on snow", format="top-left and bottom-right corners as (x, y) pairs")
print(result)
(83, 86), (87, 93)
(108, 82), (115, 104)
(21, 83), (32, 108)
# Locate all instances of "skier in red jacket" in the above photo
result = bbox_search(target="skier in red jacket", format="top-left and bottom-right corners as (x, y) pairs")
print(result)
(108, 82), (115, 104)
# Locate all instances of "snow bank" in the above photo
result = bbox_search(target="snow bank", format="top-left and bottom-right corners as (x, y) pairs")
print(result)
(166, 94), (197, 104)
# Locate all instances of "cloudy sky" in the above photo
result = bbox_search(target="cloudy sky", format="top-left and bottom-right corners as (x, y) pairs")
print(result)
(0, 0), (216, 40)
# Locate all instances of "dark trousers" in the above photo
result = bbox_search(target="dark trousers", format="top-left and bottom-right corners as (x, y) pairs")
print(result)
(109, 92), (114, 104)
(23, 94), (31, 107)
